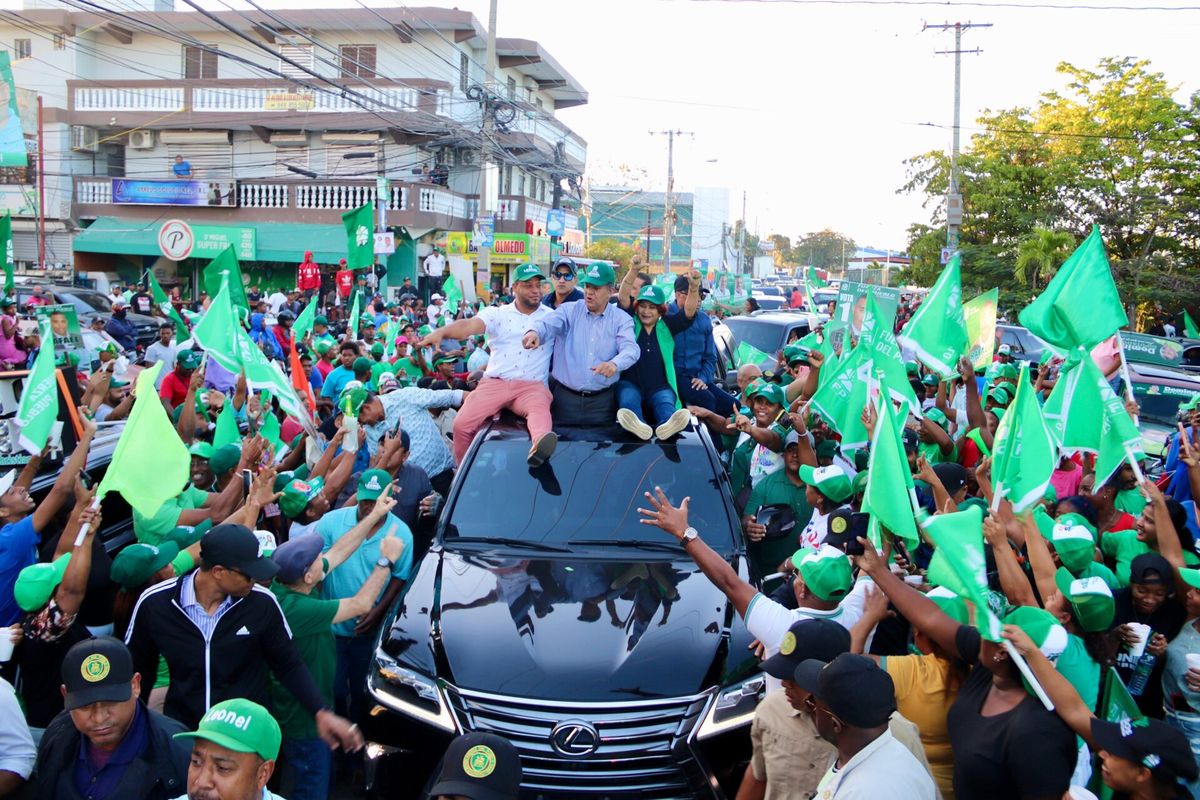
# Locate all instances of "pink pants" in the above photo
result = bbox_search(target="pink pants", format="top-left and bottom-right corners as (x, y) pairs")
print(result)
(452, 377), (553, 464)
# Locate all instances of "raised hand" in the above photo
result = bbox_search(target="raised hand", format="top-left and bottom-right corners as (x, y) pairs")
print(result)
(637, 487), (690, 540)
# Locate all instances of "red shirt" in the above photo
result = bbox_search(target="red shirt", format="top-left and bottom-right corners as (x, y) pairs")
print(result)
(158, 369), (190, 408)
(315, 358), (334, 379)
(272, 326), (294, 355)
(298, 261), (321, 291)
(336, 270), (354, 297)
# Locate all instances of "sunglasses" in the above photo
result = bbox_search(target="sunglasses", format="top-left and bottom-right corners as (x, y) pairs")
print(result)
(553, 272), (575, 281)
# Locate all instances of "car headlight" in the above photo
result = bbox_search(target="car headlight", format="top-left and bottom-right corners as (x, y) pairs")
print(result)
(368, 651), (457, 733)
(695, 675), (765, 739)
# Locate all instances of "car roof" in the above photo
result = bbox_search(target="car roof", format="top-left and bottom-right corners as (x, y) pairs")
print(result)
(480, 418), (711, 449)
(1128, 363), (1200, 386)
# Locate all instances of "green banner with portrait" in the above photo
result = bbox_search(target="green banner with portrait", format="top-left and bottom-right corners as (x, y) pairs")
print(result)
(36, 303), (83, 353)
(0, 53), (27, 168)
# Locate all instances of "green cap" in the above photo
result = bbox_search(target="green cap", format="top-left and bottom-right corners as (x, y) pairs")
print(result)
(798, 464), (854, 504)
(14, 553), (71, 612)
(512, 263), (545, 283)
(1002, 605), (1069, 659)
(851, 470), (869, 496)
(175, 698), (282, 762)
(432, 353), (457, 368)
(815, 439), (839, 459)
(921, 374), (938, 387)
(925, 408), (949, 430)
(745, 380), (786, 407)
(188, 441), (214, 460)
(278, 476), (325, 519)
(1180, 567), (1200, 590)
(339, 384), (369, 417)
(995, 363), (1018, 380)
(789, 545), (853, 601)
(578, 262), (616, 287)
(351, 357), (372, 376)
(0, 297), (13, 308)
(357, 469), (391, 501)
(1180, 393), (1200, 412)
(314, 340), (333, 356)
(635, 284), (669, 306)
(905, 361), (919, 376)
(1032, 504), (1056, 541)
(272, 471), (295, 493)
(1052, 513), (1099, 573)
(418, 324), (433, 337)
(926, 586), (970, 625)
(163, 519), (212, 551)
(1054, 567), (1116, 632)
(209, 444), (241, 477)
(314, 315), (328, 326)
(370, 343), (385, 357)
(177, 349), (202, 370)
(987, 386), (1012, 406)
(783, 343), (810, 366)
(110, 542), (181, 591)
(1043, 484), (1058, 504)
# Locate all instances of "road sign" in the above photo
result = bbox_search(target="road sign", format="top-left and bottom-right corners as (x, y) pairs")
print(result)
(374, 231), (396, 255)
(158, 219), (194, 261)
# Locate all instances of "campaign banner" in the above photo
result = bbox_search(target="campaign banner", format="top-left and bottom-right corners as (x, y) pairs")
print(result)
(0, 53), (27, 168)
(963, 288), (999, 370)
(112, 179), (236, 207)
(710, 270), (751, 313)
(835, 281), (901, 336)
(1120, 332), (1184, 369)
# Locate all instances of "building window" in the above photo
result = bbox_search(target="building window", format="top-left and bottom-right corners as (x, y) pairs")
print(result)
(459, 52), (468, 92)
(339, 44), (376, 79)
(13, 39), (30, 60)
(183, 45), (218, 79)
(279, 44), (314, 79)
(506, 76), (516, 100)
(53, 33), (66, 51)
(535, 98), (544, 112)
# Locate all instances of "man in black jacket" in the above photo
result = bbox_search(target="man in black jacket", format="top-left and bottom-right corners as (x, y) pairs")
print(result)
(30, 636), (190, 800)
(124, 523), (361, 752)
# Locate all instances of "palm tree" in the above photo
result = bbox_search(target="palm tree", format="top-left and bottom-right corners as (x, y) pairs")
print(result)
(1014, 227), (1076, 290)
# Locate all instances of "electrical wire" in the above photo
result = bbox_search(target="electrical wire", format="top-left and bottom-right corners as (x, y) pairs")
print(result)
(661, 0), (1200, 10)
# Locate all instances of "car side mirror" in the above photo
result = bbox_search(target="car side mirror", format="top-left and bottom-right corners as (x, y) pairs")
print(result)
(724, 372), (739, 392)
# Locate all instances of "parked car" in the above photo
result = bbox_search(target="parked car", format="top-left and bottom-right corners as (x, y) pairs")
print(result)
(363, 421), (760, 799)
(1116, 362), (1200, 462)
(996, 324), (1046, 364)
(14, 284), (161, 350)
(715, 310), (824, 386)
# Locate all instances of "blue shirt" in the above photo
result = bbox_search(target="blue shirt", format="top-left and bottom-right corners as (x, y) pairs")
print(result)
(364, 387), (462, 479)
(315, 507), (414, 637)
(319, 366), (356, 400)
(308, 364), (324, 391)
(667, 303), (717, 386)
(532, 300), (639, 392)
(172, 160), (192, 177)
(0, 516), (36, 626)
(74, 700), (149, 800)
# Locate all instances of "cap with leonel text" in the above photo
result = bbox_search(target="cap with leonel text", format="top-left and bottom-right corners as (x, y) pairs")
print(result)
(745, 380), (786, 408)
(61, 636), (134, 710)
(429, 732), (523, 800)
(110, 542), (180, 591)
(512, 263), (544, 283)
(199, 524), (279, 582)
(357, 469), (390, 502)
(1090, 717), (1199, 784)
(578, 262), (616, 287)
(279, 476), (324, 519)
(1052, 512), (1099, 574)
(790, 545), (853, 602)
(1054, 567), (1115, 632)
(759, 618), (851, 680)
(798, 464), (853, 504)
(14, 553), (71, 612)
(175, 698), (282, 762)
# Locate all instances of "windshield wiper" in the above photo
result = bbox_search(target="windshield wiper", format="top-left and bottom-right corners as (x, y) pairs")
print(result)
(446, 537), (571, 553)
(572, 539), (684, 553)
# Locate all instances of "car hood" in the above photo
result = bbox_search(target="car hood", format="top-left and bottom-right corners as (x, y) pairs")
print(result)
(433, 549), (730, 701)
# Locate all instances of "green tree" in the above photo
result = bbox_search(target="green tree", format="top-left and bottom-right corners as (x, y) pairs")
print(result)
(585, 238), (636, 269)
(794, 229), (856, 271)
(1014, 227), (1075, 289)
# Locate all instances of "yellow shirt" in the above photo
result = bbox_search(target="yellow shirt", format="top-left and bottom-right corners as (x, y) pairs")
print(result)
(883, 652), (959, 800)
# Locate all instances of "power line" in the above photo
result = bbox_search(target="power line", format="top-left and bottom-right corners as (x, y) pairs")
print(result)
(661, 0), (1200, 10)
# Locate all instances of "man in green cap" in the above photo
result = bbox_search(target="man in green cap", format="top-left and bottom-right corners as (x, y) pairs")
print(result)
(742, 430), (816, 579)
(418, 262), (558, 466)
(523, 261), (639, 426)
(173, 698), (285, 800)
(367, 342), (395, 390)
(310, 339), (336, 388)
(159, 349), (202, 411)
(311, 314), (334, 346)
(796, 463), (855, 549)
(88, 373), (133, 422)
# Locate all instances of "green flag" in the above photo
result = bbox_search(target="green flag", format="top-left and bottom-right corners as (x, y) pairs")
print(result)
(234, 327), (311, 430)
(1185, 310), (1199, 340)
(292, 298), (316, 345)
(810, 345), (873, 450)
(860, 294), (921, 413)
(806, 266), (828, 290)
(963, 288), (999, 371)
(990, 364), (1056, 512)
(348, 292), (360, 341)
(259, 401), (284, 452)
(0, 212), (12, 297)
(443, 275), (464, 316)
(733, 340), (771, 369)
(1094, 667), (1146, 800)
(862, 393), (920, 546)
(212, 400), (240, 450)
(1018, 225), (1127, 349)
(924, 505), (1001, 641)
(343, 202), (375, 270)
(203, 247), (249, 316)
(15, 320), (58, 455)
(897, 255), (968, 379)
(96, 362), (190, 518)
(146, 270), (189, 342)
(192, 279), (242, 375)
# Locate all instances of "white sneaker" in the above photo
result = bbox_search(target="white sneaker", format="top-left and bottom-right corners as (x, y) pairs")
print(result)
(617, 408), (653, 440)
(655, 408), (691, 440)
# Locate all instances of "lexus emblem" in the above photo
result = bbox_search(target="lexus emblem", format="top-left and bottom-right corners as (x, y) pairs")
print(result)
(549, 720), (599, 757)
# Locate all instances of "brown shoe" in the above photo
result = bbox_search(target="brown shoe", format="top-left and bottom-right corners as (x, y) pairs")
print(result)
(527, 432), (558, 467)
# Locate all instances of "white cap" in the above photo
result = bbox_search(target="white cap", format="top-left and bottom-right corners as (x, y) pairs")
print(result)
(0, 470), (16, 498)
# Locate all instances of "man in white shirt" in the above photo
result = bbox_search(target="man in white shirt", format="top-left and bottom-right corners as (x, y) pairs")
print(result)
(427, 294), (445, 326)
(266, 287), (289, 316)
(142, 323), (177, 389)
(422, 248), (446, 303)
(417, 262), (556, 467)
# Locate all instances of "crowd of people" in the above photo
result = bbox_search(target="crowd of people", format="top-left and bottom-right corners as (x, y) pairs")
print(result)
(0, 251), (1198, 800)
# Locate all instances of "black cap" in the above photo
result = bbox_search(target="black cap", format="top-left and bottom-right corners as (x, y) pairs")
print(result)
(794, 653), (896, 728)
(902, 429), (918, 453)
(1091, 717), (1199, 783)
(759, 619), (851, 680)
(933, 462), (968, 496)
(673, 274), (709, 295)
(824, 509), (868, 552)
(200, 524), (279, 582)
(62, 636), (135, 710)
(1130, 552), (1173, 586)
(429, 732), (523, 800)
(754, 503), (797, 541)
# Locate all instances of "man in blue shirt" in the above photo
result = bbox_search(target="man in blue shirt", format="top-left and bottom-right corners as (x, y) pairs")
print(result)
(319, 342), (361, 401)
(669, 274), (737, 417)
(524, 262), (639, 426)
(171, 155), (192, 178)
(315, 469), (413, 726)
(104, 298), (138, 351)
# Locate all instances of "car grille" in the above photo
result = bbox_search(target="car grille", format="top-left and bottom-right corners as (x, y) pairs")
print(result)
(446, 686), (712, 800)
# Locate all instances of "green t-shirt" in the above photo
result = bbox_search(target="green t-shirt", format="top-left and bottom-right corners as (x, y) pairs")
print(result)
(269, 583), (339, 740)
(1115, 488), (1148, 517)
(1100, 530), (1149, 586)
(133, 485), (209, 545)
(369, 360), (396, 390)
(744, 470), (814, 579)
(1056, 633), (1101, 748)
(917, 440), (956, 466)
(394, 357), (424, 381)
(730, 421), (787, 501)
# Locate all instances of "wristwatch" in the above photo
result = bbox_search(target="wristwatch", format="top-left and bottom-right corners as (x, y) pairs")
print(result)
(375, 556), (392, 570)
(680, 527), (699, 546)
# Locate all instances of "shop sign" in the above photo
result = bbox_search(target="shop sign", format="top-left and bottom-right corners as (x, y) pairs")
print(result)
(192, 225), (256, 260)
(264, 92), (316, 111)
(113, 179), (237, 207)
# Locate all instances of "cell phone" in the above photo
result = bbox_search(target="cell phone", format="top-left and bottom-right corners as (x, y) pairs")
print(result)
(78, 471), (94, 491)
(892, 537), (911, 565)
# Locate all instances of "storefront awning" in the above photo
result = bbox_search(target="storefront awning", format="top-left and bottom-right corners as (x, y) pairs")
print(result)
(73, 216), (353, 265)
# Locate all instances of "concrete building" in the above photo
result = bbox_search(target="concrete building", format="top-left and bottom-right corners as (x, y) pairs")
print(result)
(0, 2), (587, 296)
(588, 185), (732, 272)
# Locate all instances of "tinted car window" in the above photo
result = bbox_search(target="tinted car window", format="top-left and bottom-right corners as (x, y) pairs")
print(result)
(445, 437), (736, 553)
(1132, 387), (1187, 427)
(58, 291), (112, 314)
(723, 317), (788, 356)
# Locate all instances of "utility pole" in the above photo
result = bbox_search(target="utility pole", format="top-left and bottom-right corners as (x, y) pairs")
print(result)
(645, 209), (652, 259)
(477, 0), (498, 290)
(925, 21), (990, 257)
(736, 190), (746, 274)
(36, 95), (44, 273)
(650, 130), (693, 273)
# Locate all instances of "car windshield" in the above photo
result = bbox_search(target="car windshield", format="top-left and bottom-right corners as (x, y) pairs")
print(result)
(723, 317), (789, 355)
(1134, 383), (1196, 426)
(757, 286), (782, 297)
(58, 291), (111, 314)
(444, 436), (736, 554)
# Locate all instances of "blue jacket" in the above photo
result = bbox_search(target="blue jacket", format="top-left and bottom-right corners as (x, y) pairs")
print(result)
(105, 314), (137, 350)
(667, 303), (717, 386)
(1167, 433), (1194, 504)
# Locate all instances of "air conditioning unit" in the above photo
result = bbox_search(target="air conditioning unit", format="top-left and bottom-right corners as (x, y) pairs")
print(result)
(457, 149), (474, 166)
(71, 125), (98, 153)
(128, 130), (154, 150)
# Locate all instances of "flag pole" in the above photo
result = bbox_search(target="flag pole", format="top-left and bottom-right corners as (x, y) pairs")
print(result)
(1115, 331), (1139, 427)
(73, 496), (102, 548)
(990, 480), (1004, 513)
(1125, 445), (1146, 484)
(1002, 640), (1055, 711)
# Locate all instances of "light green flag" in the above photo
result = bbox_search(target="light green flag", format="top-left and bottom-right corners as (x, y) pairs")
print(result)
(809, 345), (873, 450)
(990, 364), (1056, 512)
(96, 362), (190, 518)
(924, 505), (1001, 641)
(15, 320), (58, 455)
(862, 393), (920, 546)
(212, 400), (240, 450)
(343, 203), (375, 270)
(897, 255), (968, 379)
(348, 292), (360, 341)
(192, 279), (242, 375)
(443, 275), (463, 316)
(0, 212), (12, 297)
(963, 288), (999, 371)
(203, 246), (249, 316)
(292, 298), (316, 345)
(733, 340), (771, 369)
(1185, 310), (1199, 340)
(806, 266), (828, 290)
(234, 327), (311, 430)
(859, 294), (921, 413)
(146, 270), (188, 342)
(1018, 225), (1127, 349)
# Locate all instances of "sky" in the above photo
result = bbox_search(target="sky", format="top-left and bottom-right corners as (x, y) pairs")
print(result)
(16, 0), (1200, 251)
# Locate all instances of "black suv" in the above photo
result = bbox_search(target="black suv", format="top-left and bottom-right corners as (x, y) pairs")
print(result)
(363, 422), (762, 799)
(13, 284), (161, 349)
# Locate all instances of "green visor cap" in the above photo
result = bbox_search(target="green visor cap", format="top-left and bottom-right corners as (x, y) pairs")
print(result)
(789, 545), (853, 602)
(512, 263), (545, 283)
(14, 553), (71, 612)
(798, 464), (853, 504)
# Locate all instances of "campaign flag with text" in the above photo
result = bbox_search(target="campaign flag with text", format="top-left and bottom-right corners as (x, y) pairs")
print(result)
(963, 289), (999, 371)
(15, 320), (58, 455)
(990, 364), (1056, 512)
(898, 256), (968, 379)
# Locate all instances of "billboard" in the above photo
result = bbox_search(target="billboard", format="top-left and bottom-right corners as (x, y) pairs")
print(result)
(0, 53), (27, 168)
(112, 179), (237, 207)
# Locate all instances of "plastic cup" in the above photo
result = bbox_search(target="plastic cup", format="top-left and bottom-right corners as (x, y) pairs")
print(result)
(1186, 654), (1200, 674)
(1127, 623), (1152, 659)
(0, 630), (15, 663)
